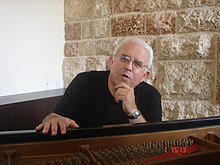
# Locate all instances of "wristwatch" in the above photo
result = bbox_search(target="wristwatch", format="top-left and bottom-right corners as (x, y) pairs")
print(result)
(127, 110), (141, 119)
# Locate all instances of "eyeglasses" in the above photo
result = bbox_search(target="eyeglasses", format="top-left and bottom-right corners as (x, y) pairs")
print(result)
(117, 54), (147, 70)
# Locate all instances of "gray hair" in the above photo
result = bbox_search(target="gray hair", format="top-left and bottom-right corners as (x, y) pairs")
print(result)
(112, 37), (154, 70)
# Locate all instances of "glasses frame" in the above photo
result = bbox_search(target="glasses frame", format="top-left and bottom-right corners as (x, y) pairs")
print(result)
(116, 54), (148, 70)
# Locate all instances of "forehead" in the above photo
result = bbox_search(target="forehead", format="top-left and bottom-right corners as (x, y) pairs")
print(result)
(117, 42), (148, 61)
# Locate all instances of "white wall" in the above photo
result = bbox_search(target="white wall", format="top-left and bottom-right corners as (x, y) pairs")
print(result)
(0, 0), (64, 96)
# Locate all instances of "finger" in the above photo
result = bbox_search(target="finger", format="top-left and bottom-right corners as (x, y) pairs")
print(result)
(68, 120), (79, 128)
(35, 123), (44, 131)
(115, 85), (130, 97)
(115, 94), (125, 103)
(59, 120), (67, 135)
(115, 88), (127, 102)
(50, 121), (58, 136)
(115, 83), (128, 89)
(42, 122), (51, 135)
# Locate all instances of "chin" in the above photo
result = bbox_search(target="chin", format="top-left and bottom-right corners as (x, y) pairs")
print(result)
(123, 81), (133, 88)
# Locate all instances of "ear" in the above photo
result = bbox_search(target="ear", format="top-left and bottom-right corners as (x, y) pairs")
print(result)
(107, 56), (113, 69)
(142, 70), (151, 81)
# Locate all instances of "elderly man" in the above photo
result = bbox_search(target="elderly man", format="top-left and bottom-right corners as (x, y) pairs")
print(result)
(36, 37), (162, 136)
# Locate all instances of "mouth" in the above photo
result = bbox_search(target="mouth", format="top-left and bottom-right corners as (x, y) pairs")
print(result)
(121, 73), (130, 80)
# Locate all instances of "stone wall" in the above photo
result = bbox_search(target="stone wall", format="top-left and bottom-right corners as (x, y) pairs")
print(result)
(63, 0), (220, 121)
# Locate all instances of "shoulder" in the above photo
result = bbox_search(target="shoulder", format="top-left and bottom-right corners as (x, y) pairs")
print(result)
(67, 70), (109, 91)
(136, 82), (161, 96)
(76, 70), (109, 81)
(77, 70), (108, 77)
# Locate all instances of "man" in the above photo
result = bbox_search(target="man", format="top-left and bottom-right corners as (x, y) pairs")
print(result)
(35, 37), (162, 136)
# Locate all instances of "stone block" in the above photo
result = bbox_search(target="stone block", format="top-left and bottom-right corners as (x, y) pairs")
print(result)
(78, 40), (97, 56)
(64, 42), (79, 57)
(143, 0), (185, 12)
(81, 19), (110, 39)
(64, 0), (111, 22)
(185, 0), (220, 8)
(86, 56), (108, 71)
(162, 101), (220, 120)
(177, 7), (220, 33)
(63, 57), (87, 87)
(65, 23), (81, 41)
(111, 14), (144, 37)
(146, 12), (176, 35)
(95, 38), (121, 55)
(157, 33), (216, 60)
(157, 61), (215, 100)
(113, 0), (141, 13)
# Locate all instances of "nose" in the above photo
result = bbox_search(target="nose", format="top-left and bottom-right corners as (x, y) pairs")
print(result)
(125, 60), (133, 71)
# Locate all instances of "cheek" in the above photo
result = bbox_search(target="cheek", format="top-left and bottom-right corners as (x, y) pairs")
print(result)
(132, 73), (145, 83)
(111, 62), (123, 71)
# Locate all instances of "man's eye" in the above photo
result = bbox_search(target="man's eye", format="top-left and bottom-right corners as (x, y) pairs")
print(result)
(134, 61), (142, 68)
(120, 55), (130, 62)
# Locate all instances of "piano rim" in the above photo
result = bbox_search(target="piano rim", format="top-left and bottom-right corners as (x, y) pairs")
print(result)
(0, 116), (220, 145)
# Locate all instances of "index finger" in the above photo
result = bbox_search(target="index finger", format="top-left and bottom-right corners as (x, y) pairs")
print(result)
(115, 83), (129, 89)
(35, 123), (50, 135)
(35, 123), (44, 132)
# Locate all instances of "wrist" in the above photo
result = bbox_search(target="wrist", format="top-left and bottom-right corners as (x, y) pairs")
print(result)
(127, 110), (141, 119)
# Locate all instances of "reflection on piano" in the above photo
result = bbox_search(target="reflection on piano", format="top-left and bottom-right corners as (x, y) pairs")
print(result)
(0, 116), (220, 164)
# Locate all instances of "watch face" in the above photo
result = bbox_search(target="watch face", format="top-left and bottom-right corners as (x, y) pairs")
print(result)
(128, 110), (141, 119)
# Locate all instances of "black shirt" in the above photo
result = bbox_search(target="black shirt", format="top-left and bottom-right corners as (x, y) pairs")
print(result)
(54, 70), (162, 127)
